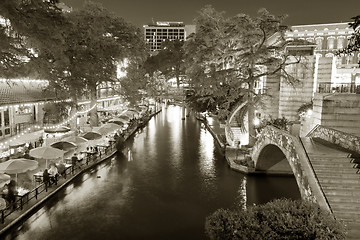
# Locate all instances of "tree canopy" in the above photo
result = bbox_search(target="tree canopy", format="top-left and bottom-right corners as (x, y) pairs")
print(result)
(184, 6), (307, 145)
(1, 0), (146, 126)
(336, 15), (360, 64)
(0, 0), (66, 78)
(144, 39), (185, 87)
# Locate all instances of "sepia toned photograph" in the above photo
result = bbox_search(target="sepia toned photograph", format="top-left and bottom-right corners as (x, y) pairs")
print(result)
(0, 0), (359, 239)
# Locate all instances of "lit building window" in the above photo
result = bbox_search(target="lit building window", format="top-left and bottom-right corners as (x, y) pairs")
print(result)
(327, 37), (335, 49)
(337, 36), (345, 49)
(315, 37), (323, 50)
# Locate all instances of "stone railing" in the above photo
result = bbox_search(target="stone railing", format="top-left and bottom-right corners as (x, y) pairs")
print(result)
(225, 122), (234, 146)
(252, 126), (331, 212)
(307, 125), (360, 154)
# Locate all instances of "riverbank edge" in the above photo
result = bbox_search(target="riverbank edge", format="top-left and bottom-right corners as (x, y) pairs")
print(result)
(0, 110), (161, 236)
(198, 116), (293, 176)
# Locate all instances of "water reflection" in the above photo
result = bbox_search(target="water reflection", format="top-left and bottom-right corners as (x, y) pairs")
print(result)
(199, 128), (215, 178)
(4, 105), (300, 240)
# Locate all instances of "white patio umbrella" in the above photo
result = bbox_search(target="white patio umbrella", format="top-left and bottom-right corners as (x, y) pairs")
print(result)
(63, 136), (88, 145)
(96, 123), (122, 135)
(50, 141), (77, 151)
(29, 146), (64, 168)
(82, 131), (102, 140)
(0, 159), (38, 182)
(123, 110), (140, 118)
(108, 118), (127, 126)
(0, 173), (11, 188)
(0, 198), (6, 210)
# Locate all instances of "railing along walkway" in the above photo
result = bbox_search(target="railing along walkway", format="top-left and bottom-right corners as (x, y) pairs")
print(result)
(0, 112), (158, 232)
(0, 140), (118, 225)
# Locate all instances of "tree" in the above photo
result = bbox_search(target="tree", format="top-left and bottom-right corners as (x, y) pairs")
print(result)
(0, 0), (66, 79)
(184, 6), (307, 145)
(205, 199), (345, 240)
(119, 59), (148, 105)
(143, 39), (185, 89)
(1, 1), (146, 128)
(156, 39), (185, 87)
(336, 15), (360, 64)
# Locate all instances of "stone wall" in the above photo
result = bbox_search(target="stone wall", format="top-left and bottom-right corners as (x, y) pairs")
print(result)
(262, 72), (280, 119)
(300, 93), (360, 137)
(308, 125), (360, 154)
(279, 57), (316, 121)
(316, 57), (333, 85)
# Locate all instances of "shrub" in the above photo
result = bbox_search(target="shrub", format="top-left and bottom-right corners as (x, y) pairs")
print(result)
(255, 117), (291, 134)
(205, 199), (345, 240)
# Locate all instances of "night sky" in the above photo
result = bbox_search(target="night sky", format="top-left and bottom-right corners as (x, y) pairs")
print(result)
(61, 0), (359, 28)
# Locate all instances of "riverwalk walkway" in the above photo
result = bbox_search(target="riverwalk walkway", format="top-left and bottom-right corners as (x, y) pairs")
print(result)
(0, 111), (159, 236)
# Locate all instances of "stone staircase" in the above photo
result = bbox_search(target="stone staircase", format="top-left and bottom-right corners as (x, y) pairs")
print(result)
(302, 138), (360, 239)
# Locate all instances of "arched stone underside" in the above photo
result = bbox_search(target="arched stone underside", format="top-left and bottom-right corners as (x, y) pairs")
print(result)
(256, 144), (293, 174)
(225, 101), (248, 147)
(251, 126), (331, 212)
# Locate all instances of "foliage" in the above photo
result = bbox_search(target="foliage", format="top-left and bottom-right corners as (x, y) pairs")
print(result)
(43, 102), (71, 124)
(184, 6), (305, 145)
(255, 117), (291, 133)
(1, 1), (146, 127)
(144, 39), (185, 87)
(120, 60), (148, 105)
(205, 199), (346, 240)
(0, 0), (65, 78)
(336, 15), (360, 64)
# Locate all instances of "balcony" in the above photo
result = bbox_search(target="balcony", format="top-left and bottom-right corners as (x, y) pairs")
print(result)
(317, 83), (360, 94)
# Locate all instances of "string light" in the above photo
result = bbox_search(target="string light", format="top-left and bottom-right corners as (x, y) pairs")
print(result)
(0, 96), (123, 150)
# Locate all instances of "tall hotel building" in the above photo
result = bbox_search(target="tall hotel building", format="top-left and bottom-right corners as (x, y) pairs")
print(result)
(143, 21), (196, 51)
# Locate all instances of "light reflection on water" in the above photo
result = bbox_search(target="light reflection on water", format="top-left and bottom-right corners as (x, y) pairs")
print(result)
(4, 105), (300, 240)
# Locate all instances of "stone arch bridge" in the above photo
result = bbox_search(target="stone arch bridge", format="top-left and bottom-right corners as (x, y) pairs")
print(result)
(251, 125), (330, 211)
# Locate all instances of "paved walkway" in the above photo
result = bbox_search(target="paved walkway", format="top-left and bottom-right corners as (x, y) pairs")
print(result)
(0, 139), (118, 235)
(0, 112), (158, 236)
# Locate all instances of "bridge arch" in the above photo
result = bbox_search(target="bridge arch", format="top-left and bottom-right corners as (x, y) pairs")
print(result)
(251, 126), (331, 212)
(256, 144), (292, 174)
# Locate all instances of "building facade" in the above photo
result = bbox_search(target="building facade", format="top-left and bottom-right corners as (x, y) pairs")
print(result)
(227, 22), (360, 146)
(143, 21), (196, 51)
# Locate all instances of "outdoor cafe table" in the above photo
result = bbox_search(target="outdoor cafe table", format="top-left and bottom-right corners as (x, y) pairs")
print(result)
(16, 187), (30, 210)
(33, 163), (72, 182)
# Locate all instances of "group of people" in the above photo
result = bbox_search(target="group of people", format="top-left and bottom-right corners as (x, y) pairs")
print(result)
(42, 162), (62, 189)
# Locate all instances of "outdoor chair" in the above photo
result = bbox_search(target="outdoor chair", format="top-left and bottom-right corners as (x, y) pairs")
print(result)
(34, 175), (42, 185)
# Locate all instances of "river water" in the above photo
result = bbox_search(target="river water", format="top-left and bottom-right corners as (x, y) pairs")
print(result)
(3, 105), (300, 240)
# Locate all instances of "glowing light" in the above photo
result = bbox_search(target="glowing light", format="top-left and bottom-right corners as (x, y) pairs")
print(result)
(306, 109), (313, 116)
(254, 117), (260, 126)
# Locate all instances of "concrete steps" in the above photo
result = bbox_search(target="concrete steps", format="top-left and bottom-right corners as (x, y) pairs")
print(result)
(316, 172), (359, 179)
(302, 138), (360, 240)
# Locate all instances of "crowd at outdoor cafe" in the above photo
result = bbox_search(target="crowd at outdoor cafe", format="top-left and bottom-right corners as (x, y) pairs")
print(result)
(0, 106), (150, 212)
